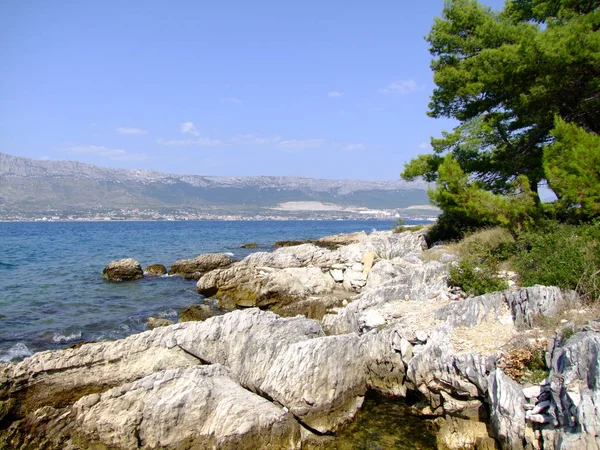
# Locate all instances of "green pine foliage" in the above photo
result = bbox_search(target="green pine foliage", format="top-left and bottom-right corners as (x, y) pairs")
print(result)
(544, 118), (600, 220)
(402, 0), (600, 234)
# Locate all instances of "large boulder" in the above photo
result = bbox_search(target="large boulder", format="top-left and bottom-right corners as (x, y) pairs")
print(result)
(102, 258), (143, 281)
(179, 304), (213, 322)
(315, 231), (367, 249)
(540, 331), (600, 449)
(0, 365), (302, 450)
(197, 262), (339, 310)
(168, 253), (234, 279)
(144, 263), (167, 276)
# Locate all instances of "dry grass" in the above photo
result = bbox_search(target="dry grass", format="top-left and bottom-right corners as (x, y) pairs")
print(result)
(498, 340), (548, 383)
(453, 227), (514, 257)
(421, 227), (514, 263)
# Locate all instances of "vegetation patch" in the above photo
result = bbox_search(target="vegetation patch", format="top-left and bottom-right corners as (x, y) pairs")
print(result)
(514, 221), (600, 302)
(499, 341), (549, 384)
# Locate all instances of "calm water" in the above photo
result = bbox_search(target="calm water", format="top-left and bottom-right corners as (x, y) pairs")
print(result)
(0, 219), (413, 362)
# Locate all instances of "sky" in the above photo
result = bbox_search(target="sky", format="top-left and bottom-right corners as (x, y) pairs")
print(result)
(0, 0), (505, 181)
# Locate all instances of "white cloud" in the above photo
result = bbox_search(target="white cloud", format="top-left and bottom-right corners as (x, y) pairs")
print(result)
(63, 145), (150, 161)
(116, 127), (147, 135)
(180, 122), (199, 136)
(277, 139), (325, 150)
(342, 143), (366, 151)
(158, 137), (223, 147)
(379, 79), (422, 95)
(231, 134), (281, 145)
(328, 91), (344, 98)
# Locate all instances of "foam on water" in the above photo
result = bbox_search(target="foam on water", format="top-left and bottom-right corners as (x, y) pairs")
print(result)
(0, 343), (33, 363)
(52, 331), (83, 343)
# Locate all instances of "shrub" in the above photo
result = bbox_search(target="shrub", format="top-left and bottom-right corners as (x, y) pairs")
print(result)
(426, 210), (492, 243)
(392, 218), (406, 233)
(449, 259), (508, 296)
(514, 221), (600, 301)
(500, 342), (549, 383)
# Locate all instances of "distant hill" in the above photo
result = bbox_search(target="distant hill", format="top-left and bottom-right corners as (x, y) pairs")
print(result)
(0, 152), (433, 214)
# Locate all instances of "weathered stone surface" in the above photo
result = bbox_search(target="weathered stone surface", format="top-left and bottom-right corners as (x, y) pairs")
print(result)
(168, 253), (234, 279)
(322, 260), (447, 335)
(259, 267), (336, 307)
(342, 267), (367, 292)
(179, 304), (213, 322)
(102, 258), (143, 281)
(144, 263), (167, 276)
(259, 334), (367, 433)
(361, 251), (376, 277)
(504, 285), (579, 328)
(365, 260), (401, 289)
(146, 316), (174, 329)
(542, 331), (600, 449)
(488, 369), (526, 449)
(330, 268), (344, 282)
(436, 416), (497, 450)
(241, 243), (259, 248)
(273, 294), (347, 321)
(1, 365), (302, 450)
(316, 231), (367, 249)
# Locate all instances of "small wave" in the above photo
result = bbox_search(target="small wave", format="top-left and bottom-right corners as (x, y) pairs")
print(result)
(0, 261), (16, 268)
(52, 331), (82, 343)
(224, 252), (235, 257)
(371, 228), (377, 233)
(0, 343), (33, 363)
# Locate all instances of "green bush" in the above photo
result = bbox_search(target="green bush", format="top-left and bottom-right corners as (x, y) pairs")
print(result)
(514, 221), (600, 301)
(426, 210), (493, 243)
(392, 218), (406, 234)
(449, 259), (508, 296)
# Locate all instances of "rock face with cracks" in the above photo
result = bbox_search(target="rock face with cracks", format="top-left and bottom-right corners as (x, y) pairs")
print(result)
(102, 258), (143, 281)
(2, 228), (599, 450)
(196, 230), (429, 311)
(1, 365), (301, 450)
(168, 253), (234, 279)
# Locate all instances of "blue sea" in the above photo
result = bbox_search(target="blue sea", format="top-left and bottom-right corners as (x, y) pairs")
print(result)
(0, 219), (424, 362)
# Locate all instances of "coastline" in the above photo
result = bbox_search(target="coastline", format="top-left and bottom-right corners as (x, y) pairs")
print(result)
(2, 225), (598, 449)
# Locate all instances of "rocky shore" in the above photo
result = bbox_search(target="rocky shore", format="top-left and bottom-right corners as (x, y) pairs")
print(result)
(1, 229), (598, 449)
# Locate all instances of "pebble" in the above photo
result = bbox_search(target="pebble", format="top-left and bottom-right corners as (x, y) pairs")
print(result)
(522, 385), (542, 399)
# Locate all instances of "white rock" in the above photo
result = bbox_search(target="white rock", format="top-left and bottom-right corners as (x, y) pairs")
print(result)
(522, 385), (542, 399)
(330, 268), (344, 282)
(360, 310), (386, 330)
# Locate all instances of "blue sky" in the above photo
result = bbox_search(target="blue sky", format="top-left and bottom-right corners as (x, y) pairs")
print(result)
(0, 0), (505, 180)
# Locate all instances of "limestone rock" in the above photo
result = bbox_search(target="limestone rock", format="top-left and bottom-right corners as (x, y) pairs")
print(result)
(543, 331), (600, 449)
(168, 253), (234, 279)
(102, 258), (143, 281)
(1, 365), (301, 450)
(316, 231), (367, 249)
(361, 251), (376, 277)
(146, 316), (174, 329)
(436, 416), (496, 450)
(365, 260), (401, 289)
(240, 243), (259, 248)
(330, 268), (344, 282)
(179, 304), (213, 322)
(342, 267), (367, 292)
(259, 267), (336, 307)
(144, 264), (167, 276)
(323, 260), (448, 335)
(487, 369), (526, 449)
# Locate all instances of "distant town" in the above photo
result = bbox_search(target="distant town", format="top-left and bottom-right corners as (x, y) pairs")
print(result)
(0, 207), (438, 223)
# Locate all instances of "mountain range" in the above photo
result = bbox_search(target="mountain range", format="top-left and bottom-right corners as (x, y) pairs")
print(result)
(0, 152), (433, 216)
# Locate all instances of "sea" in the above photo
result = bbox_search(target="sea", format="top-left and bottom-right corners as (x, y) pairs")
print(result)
(0, 219), (429, 363)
